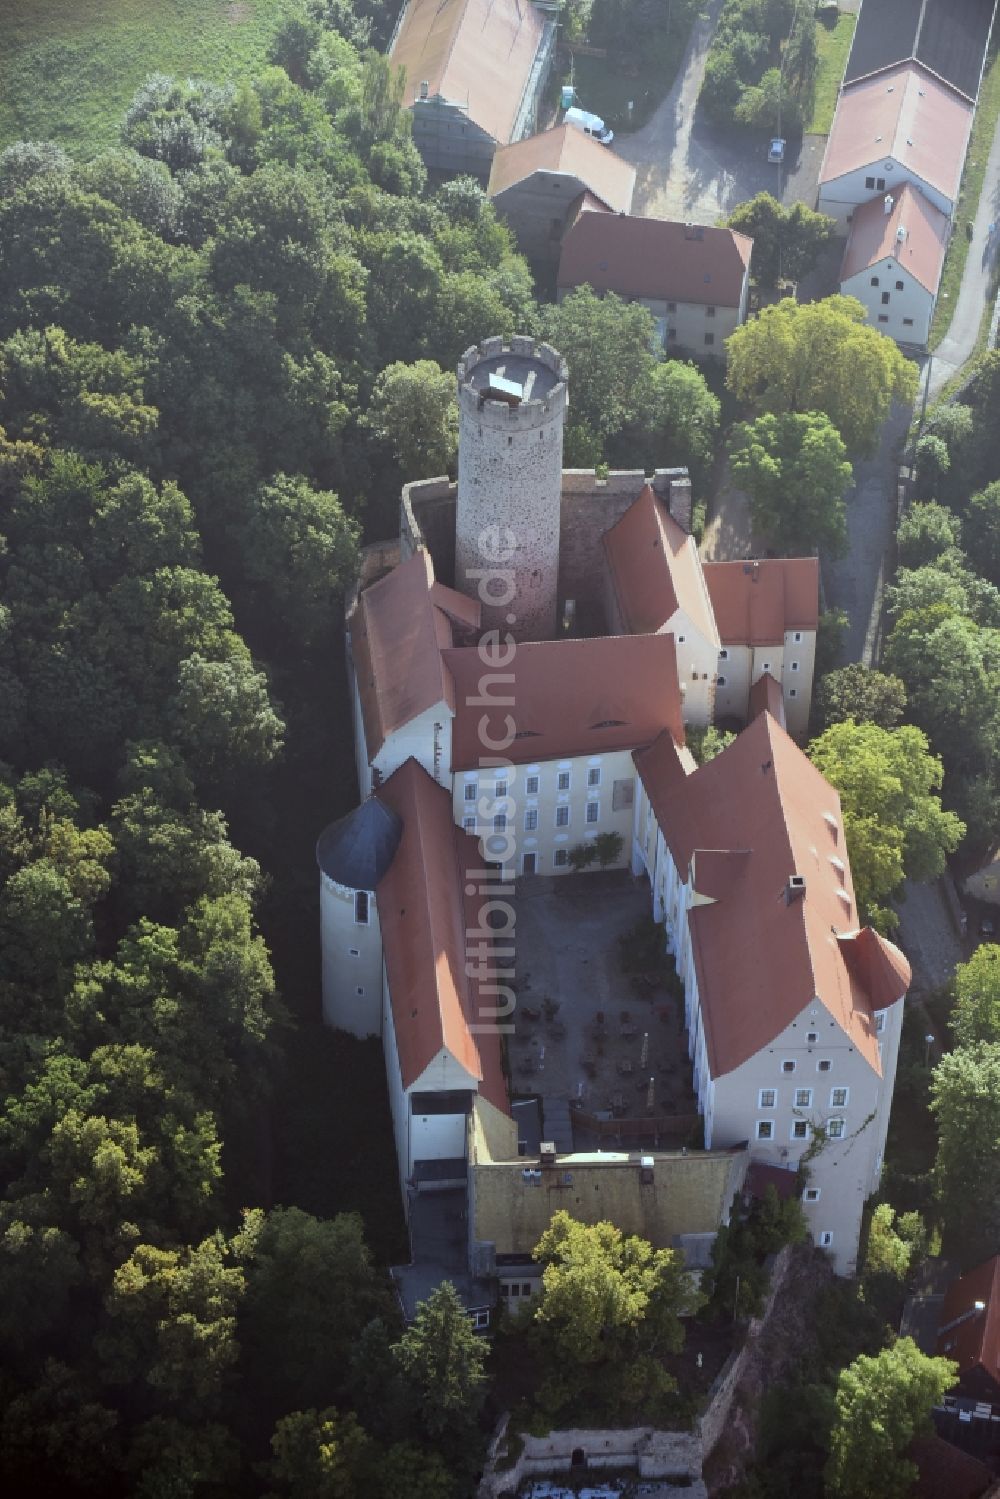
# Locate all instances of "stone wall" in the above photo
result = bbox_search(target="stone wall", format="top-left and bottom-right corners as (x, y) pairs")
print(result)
(478, 1422), (707, 1499)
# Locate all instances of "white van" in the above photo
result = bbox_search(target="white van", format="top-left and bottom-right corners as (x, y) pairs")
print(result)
(563, 106), (614, 146)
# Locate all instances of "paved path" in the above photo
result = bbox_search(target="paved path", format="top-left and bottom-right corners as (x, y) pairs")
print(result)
(922, 105), (1000, 400)
(894, 879), (964, 994)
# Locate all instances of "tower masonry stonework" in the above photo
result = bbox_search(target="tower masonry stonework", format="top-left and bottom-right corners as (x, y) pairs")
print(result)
(455, 335), (568, 641)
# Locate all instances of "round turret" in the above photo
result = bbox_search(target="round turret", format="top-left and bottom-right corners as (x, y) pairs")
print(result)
(316, 797), (401, 1035)
(455, 336), (568, 642)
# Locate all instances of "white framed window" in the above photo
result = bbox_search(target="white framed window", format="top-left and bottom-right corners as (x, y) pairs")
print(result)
(789, 688), (797, 698)
(586, 801), (599, 824)
(495, 778), (508, 798)
(793, 631), (802, 643)
(827, 1118), (846, 1140)
(717, 675), (727, 687)
(719, 648), (729, 660)
(875, 1011), (886, 1034)
(794, 1088), (812, 1108)
(354, 891), (370, 925)
(791, 1121), (809, 1141)
(463, 816), (476, 833)
(557, 770), (570, 791)
(758, 1088), (776, 1108)
(526, 774), (539, 795)
(781, 1060), (796, 1074)
(830, 1086), (849, 1108)
(818, 1231), (833, 1248)
(471, 1310), (490, 1330)
(494, 813), (507, 832)
(524, 808), (538, 831)
(349, 947), (359, 957)
(817, 1059), (832, 1073)
(555, 806), (570, 828)
(464, 782), (477, 802)
(587, 767), (601, 787)
(804, 1187), (820, 1203)
(756, 1120), (774, 1140)
(806, 1031), (818, 1043)
(553, 848), (569, 868)
(762, 662), (771, 673)
(791, 661), (799, 672)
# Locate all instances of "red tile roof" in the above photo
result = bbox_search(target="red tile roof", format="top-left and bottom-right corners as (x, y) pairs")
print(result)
(841, 180), (949, 295)
(634, 712), (904, 1077)
(557, 213), (752, 307)
(391, 0), (546, 145)
(603, 484), (719, 643)
(702, 559), (819, 646)
(488, 123), (636, 215)
(444, 633), (685, 770)
(351, 552), (480, 762)
(820, 61), (972, 203)
(376, 758), (508, 1111)
(749, 671), (786, 728)
(909, 1435), (993, 1499)
(936, 1256), (1000, 1389)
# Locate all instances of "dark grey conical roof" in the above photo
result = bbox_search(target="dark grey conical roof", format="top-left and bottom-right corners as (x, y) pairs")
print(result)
(315, 796), (402, 890)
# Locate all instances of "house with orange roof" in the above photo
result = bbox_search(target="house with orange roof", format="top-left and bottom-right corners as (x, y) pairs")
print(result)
(556, 211), (753, 355)
(817, 61), (973, 231)
(487, 123), (636, 260)
(632, 709), (911, 1275)
(936, 1256), (1000, 1404)
(839, 182), (949, 347)
(388, 0), (556, 178)
(702, 557), (819, 737)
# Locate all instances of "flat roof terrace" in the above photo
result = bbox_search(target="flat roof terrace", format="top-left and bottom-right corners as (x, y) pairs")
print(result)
(506, 872), (698, 1136)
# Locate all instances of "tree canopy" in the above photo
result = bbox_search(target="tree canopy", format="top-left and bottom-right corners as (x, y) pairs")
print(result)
(726, 194), (834, 288)
(729, 409), (852, 554)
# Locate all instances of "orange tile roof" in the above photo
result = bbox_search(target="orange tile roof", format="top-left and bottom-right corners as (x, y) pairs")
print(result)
(702, 558), (819, 646)
(557, 213), (753, 307)
(376, 758), (508, 1111)
(351, 553), (480, 762)
(603, 484), (720, 644)
(748, 671), (786, 728)
(391, 0), (546, 145)
(443, 633), (685, 770)
(936, 1256), (1000, 1389)
(634, 712), (900, 1077)
(841, 180), (949, 294)
(820, 61), (972, 203)
(488, 124), (636, 215)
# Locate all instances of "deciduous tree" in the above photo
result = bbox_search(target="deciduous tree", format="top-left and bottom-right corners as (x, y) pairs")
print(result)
(814, 664), (907, 732)
(729, 409), (852, 554)
(932, 1043), (1000, 1261)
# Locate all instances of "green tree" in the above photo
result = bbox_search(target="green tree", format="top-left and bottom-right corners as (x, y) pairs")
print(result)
(729, 409), (852, 554)
(393, 1281), (487, 1439)
(864, 1203), (925, 1279)
(168, 652), (284, 790)
(965, 481), (1000, 586)
(825, 1339), (957, 1499)
(897, 501), (962, 570)
(265, 1407), (369, 1499)
(952, 944), (1000, 1047)
(367, 360), (459, 478)
(633, 359), (720, 484)
(808, 720), (964, 928)
(727, 194), (835, 289)
(814, 664), (907, 732)
(726, 295), (918, 454)
(542, 287), (657, 462)
(932, 1043), (1000, 1261)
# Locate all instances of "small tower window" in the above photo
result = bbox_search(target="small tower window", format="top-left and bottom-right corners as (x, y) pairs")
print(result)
(355, 891), (370, 925)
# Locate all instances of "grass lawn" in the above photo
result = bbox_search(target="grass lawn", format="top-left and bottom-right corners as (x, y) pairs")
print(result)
(563, 7), (696, 136)
(807, 12), (856, 136)
(0, 0), (297, 155)
(929, 37), (1000, 349)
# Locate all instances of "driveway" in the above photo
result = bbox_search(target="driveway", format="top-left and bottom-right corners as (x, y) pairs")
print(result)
(614, 0), (819, 222)
(894, 879), (964, 994)
(922, 107), (1000, 400)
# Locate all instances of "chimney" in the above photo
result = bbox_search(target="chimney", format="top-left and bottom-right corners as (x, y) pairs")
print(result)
(884, 194), (894, 215)
(419, 79), (429, 99)
(785, 874), (806, 904)
(667, 476), (693, 533)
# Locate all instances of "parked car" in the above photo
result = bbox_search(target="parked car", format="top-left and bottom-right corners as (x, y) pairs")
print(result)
(564, 106), (614, 146)
(768, 137), (785, 163)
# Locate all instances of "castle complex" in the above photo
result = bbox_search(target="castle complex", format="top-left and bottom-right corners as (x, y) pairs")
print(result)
(318, 337), (910, 1315)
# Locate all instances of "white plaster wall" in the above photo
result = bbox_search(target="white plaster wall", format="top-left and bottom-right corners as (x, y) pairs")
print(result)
(411, 1111), (468, 1161)
(382, 967), (412, 1210)
(782, 628), (815, 738)
(372, 703), (453, 786)
(349, 647), (373, 800)
(842, 258), (936, 347)
(452, 750), (638, 874)
(319, 874), (383, 1036)
(818, 161), (953, 231)
(669, 608), (718, 729)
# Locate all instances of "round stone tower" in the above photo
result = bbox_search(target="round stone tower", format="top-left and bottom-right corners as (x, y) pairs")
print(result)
(455, 335), (568, 642)
(316, 796), (402, 1037)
